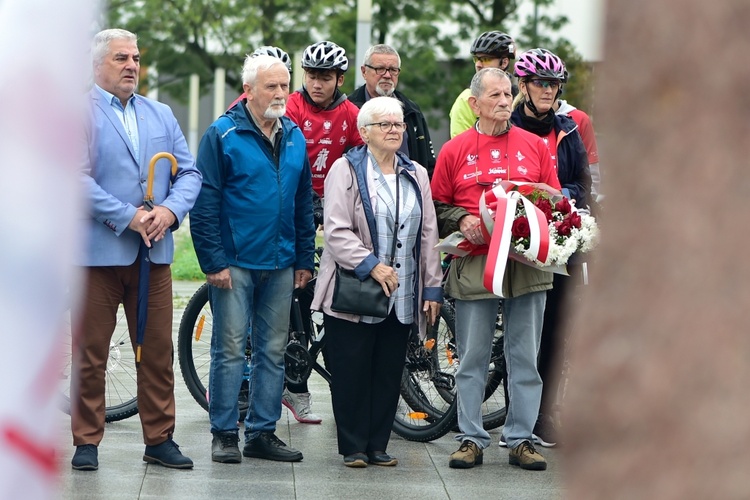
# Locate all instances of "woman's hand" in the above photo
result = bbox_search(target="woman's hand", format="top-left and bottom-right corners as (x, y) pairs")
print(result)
(423, 300), (441, 326)
(370, 263), (398, 297)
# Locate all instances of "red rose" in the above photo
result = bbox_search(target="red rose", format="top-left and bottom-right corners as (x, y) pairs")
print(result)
(555, 219), (572, 236)
(511, 216), (531, 239)
(555, 197), (572, 214)
(568, 212), (582, 229)
(535, 198), (554, 222)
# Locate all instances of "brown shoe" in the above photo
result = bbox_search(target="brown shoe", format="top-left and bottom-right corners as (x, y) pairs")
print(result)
(509, 440), (547, 470)
(449, 440), (483, 469)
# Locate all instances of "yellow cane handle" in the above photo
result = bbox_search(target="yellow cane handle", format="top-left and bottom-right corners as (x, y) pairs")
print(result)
(145, 152), (178, 205)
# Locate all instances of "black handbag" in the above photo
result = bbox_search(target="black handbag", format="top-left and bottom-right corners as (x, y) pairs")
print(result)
(330, 165), (400, 318)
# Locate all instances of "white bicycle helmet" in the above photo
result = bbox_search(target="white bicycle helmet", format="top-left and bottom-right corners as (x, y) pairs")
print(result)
(252, 46), (292, 72)
(301, 41), (349, 72)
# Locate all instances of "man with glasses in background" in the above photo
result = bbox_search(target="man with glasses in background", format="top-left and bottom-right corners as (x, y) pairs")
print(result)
(449, 31), (517, 138)
(431, 68), (561, 471)
(349, 44), (436, 177)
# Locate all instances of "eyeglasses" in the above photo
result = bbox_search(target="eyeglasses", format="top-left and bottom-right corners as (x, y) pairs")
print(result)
(364, 64), (401, 76)
(528, 79), (561, 90)
(472, 56), (499, 64)
(365, 122), (407, 132)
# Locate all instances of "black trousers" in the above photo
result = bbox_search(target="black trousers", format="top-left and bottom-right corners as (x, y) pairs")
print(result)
(323, 311), (409, 456)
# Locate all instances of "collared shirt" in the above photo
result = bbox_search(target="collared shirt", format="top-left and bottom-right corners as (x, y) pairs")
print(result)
(245, 102), (282, 153)
(95, 84), (139, 160)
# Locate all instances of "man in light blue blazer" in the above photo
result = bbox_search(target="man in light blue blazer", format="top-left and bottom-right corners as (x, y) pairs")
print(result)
(71, 28), (201, 471)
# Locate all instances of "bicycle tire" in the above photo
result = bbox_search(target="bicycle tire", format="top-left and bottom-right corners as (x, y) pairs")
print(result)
(177, 283), (250, 421)
(397, 300), (507, 435)
(391, 303), (459, 442)
(60, 304), (139, 423)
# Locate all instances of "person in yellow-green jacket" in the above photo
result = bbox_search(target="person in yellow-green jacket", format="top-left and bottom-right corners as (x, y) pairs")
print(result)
(448, 31), (516, 138)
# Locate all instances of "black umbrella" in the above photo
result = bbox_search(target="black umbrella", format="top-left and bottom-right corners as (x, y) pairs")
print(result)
(136, 152), (177, 366)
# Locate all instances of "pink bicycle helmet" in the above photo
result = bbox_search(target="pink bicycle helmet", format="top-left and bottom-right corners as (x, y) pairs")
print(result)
(513, 48), (566, 82)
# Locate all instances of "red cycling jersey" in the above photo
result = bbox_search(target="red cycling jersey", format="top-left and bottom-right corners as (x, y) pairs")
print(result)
(285, 91), (364, 196)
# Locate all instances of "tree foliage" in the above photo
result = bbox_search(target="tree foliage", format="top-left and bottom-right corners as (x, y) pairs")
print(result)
(106, 0), (595, 125)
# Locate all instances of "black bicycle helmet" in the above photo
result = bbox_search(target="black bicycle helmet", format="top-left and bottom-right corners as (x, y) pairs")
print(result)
(252, 46), (292, 72)
(470, 31), (516, 59)
(301, 41), (349, 72)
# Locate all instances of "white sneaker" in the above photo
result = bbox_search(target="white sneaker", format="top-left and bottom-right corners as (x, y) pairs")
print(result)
(499, 434), (550, 447)
(282, 389), (322, 424)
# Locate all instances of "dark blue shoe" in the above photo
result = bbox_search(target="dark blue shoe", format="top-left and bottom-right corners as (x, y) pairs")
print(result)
(143, 438), (193, 469)
(71, 444), (98, 471)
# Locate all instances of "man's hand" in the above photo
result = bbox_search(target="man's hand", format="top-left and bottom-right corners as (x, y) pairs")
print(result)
(295, 269), (313, 289)
(207, 269), (232, 289)
(459, 214), (486, 246)
(128, 205), (176, 247)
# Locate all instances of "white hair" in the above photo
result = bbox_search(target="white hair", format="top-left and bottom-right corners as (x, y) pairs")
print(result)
(92, 29), (137, 68)
(242, 54), (289, 86)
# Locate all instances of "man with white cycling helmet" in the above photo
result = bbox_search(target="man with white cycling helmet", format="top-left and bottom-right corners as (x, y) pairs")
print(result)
(278, 41), (365, 424)
(286, 40), (364, 199)
(449, 31), (517, 138)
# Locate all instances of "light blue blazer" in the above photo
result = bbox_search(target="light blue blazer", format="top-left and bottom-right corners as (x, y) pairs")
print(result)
(78, 88), (202, 266)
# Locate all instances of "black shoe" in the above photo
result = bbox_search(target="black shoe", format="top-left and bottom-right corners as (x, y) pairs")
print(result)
(212, 432), (241, 463)
(367, 451), (398, 466)
(533, 414), (559, 448)
(143, 438), (194, 469)
(71, 444), (98, 471)
(243, 432), (303, 462)
(343, 452), (368, 468)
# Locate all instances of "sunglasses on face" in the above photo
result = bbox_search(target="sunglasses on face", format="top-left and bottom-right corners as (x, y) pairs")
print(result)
(528, 79), (561, 90)
(473, 56), (499, 64)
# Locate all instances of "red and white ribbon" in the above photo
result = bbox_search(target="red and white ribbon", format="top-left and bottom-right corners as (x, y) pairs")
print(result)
(480, 184), (550, 297)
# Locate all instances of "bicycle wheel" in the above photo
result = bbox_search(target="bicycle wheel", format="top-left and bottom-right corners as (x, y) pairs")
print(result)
(177, 283), (251, 421)
(60, 304), (139, 422)
(391, 303), (458, 442)
(399, 300), (507, 433)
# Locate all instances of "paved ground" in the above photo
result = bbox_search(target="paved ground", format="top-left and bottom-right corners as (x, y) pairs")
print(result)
(59, 281), (564, 500)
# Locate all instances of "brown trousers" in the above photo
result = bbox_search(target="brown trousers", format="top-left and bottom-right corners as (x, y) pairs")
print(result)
(71, 262), (175, 446)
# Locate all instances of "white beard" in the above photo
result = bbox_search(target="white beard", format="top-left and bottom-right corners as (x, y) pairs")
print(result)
(264, 101), (286, 119)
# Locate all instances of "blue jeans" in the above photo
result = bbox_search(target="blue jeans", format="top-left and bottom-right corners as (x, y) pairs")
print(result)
(208, 266), (293, 441)
(453, 291), (546, 449)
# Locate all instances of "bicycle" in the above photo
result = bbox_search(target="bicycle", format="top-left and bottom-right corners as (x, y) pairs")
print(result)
(60, 302), (140, 423)
(176, 275), (506, 442)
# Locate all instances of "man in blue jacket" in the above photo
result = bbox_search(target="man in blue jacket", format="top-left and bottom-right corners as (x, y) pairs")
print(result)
(190, 54), (316, 464)
(73, 28), (201, 471)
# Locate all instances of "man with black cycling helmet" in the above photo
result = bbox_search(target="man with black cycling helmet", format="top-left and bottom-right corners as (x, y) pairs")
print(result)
(449, 31), (517, 138)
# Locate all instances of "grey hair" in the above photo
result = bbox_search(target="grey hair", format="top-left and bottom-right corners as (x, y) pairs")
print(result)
(363, 44), (401, 67)
(241, 53), (289, 86)
(357, 96), (404, 129)
(92, 29), (137, 68)
(470, 67), (511, 98)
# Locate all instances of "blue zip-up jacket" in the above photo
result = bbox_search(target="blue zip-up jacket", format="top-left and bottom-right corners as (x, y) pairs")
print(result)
(190, 101), (316, 274)
(510, 109), (591, 209)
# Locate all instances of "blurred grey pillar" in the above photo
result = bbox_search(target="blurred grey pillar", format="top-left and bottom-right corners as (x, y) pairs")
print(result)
(355, 0), (371, 88)
(564, 1), (750, 498)
(188, 73), (200, 157)
(213, 67), (226, 119)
